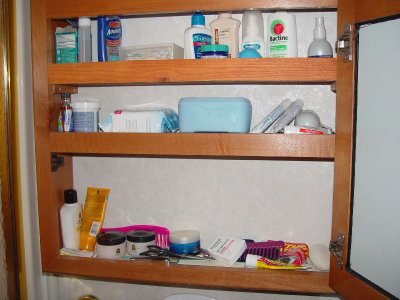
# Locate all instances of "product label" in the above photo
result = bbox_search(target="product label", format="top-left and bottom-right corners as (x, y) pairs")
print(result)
(243, 43), (261, 50)
(192, 33), (211, 59)
(89, 221), (100, 237)
(269, 19), (289, 57)
(58, 108), (73, 132)
(55, 32), (78, 63)
(214, 28), (233, 57)
(72, 111), (97, 132)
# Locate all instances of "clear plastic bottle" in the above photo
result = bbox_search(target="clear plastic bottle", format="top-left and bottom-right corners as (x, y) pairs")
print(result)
(78, 17), (92, 62)
(210, 13), (241, 58)
(308, 17), (333, 58)
(60, 189), (82, 250)
(184, 11), (211, 59)
(241, 10), (265, 57)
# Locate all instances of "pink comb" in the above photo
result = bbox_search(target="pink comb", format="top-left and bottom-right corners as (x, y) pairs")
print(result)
(101, 224), (170, 248)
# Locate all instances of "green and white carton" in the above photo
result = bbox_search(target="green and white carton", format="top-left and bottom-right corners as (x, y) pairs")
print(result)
(55, 25), (78, 63)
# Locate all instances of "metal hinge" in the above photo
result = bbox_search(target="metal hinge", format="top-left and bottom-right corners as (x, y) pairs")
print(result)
(336, 24), (353, 62)
(51, 153), (64, 172)
(329, 233), (345, 269)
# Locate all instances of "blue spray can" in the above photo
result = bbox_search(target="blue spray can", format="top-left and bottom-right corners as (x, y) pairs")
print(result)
(97, 16), (122, 61)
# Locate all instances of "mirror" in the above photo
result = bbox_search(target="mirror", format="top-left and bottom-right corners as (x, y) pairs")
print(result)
(349, 17), (400, 298)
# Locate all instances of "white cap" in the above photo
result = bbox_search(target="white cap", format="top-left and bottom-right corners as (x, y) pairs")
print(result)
(280, 98), (291, 109)
(245, 254), (262, 268)
(294, 110), (322, 128)
(79, 17), (91, 27)
(71, 101), (100, 110)
(169, 230), (200, 244)
(314, 17), (327, 39)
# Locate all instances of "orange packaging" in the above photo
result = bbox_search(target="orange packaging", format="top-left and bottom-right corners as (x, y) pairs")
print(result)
(79, 187), (110, 251)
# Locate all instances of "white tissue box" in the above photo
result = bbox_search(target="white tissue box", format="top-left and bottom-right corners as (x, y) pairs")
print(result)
(120, 43), (184, 60)
(111, 109), (178, 133)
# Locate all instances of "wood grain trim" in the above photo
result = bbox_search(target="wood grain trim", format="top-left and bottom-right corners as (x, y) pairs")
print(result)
(42, 255), (335, 295)
(48, 58), (337, 85)
(0, 0), (20, 297)
(49, 133), (335, 159)
(47, 0), (337, 19)
(354, 0), (400, 23)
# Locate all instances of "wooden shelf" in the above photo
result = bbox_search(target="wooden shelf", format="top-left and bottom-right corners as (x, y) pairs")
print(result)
(50, 133), (335, 159)
(48, 58), (336, 86)
(47, 0), (337, 19)
(44, 255), (335, 295)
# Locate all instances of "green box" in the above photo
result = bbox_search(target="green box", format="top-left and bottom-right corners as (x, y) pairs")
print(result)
(55, 26), (78, 64)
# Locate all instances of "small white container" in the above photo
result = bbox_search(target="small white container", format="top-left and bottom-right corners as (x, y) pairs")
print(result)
(95, 231), (126, 259)
(169, 230), (200, 254)
(72, 101), (100, 132)
(126, 230), (156, 258)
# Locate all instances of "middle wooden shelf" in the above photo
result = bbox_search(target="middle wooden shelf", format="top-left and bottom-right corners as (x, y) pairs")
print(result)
(48, 58), (337, 86)
(50, 133), (335, 159)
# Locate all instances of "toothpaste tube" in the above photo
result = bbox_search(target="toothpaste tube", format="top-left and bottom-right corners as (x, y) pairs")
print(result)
(283, 125), (329, 134)
(98, 16), (122, 61)
(270, 99), (304, 133)
(250, 99), (291, 133)
(245, 254), (306, 270)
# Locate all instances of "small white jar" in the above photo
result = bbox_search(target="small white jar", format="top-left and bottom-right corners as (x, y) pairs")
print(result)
(96, 231), (126, 259)
(126, 230), (156, 258)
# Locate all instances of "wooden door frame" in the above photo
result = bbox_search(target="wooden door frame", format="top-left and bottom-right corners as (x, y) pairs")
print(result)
(330, 0), (400, 299)
(0, 0), (20, 298)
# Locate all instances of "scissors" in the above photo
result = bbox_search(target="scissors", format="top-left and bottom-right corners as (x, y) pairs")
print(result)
(133, 245), (212, 261)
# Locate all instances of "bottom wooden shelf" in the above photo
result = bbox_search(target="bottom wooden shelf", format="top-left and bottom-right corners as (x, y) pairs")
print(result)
(44, 255), (335, 294)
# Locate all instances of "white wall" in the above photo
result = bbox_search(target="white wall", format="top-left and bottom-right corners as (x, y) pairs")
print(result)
(16, 0), (48, 299)
(18, 6), (339, 300)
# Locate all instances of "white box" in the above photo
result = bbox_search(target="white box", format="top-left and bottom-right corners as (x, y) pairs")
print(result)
(111, 109), (178, 133)
(120, 43), (184, 60)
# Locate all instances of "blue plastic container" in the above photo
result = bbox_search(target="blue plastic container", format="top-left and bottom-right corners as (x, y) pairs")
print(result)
(178, 97), (252, 133)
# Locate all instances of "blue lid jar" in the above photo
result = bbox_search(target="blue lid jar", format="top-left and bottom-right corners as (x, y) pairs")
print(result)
(200, 44), (229, 59)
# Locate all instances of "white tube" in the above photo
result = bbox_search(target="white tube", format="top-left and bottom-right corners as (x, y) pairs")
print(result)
(270, 99), (304, 133)
(250, 99), (291, 133)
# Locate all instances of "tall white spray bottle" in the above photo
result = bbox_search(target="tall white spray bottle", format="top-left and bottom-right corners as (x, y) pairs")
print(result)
(266, 12), (298, 58)
(60, 189), (82, 250)
(241, 10), (265, 57)
(308, 17), (333, 58)
(184, 11), (211, 59)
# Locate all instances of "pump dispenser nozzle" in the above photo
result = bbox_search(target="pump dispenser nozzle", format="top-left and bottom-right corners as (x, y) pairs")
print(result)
(314, 17), (327, 39)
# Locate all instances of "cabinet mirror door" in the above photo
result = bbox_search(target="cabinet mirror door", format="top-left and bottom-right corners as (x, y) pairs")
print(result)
(331, 0), (400, 299)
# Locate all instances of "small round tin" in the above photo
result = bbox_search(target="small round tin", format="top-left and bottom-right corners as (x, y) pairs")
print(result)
(126, 230), (156, 257)
(96, 231), (126, 259)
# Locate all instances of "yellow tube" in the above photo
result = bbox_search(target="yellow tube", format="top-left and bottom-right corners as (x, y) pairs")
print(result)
(245, 254), (305, 270)
(79, 187), (111, 251)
